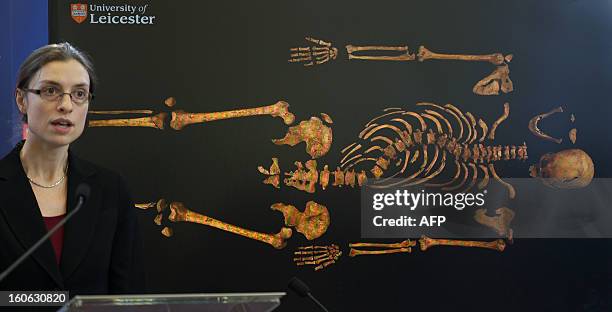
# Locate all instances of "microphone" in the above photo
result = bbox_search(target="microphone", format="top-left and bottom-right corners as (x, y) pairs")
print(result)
(0, 183), (91, 283)
(288, 277), (330, 312)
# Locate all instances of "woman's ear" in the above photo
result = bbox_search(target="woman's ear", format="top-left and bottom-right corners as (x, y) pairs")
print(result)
(15, 89), (27, 114)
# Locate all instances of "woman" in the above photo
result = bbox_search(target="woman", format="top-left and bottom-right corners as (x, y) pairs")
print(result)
(0, 43), (144, 298)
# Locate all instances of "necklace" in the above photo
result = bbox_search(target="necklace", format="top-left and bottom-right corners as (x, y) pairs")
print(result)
(27, 163), (68, 189)
(28, 174), (66, 188)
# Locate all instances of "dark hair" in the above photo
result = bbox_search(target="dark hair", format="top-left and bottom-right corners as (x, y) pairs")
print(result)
(15, 42), (97, 123)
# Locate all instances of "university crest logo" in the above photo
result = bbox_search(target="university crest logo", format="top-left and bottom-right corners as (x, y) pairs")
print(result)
(71, 3), (87, 24)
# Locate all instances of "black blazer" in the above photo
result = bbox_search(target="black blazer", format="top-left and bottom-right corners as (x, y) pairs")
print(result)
(0, 141), (144, 299)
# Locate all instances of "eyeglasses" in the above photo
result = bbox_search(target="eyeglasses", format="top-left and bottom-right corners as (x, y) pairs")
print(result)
(21, 86), (94, 105)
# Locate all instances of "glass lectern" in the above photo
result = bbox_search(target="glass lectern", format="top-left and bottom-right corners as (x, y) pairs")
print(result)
(57, 292), (285, 312)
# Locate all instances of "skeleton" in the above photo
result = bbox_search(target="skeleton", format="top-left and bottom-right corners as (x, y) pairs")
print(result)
(271, 201), (330, 240)
(419, 235), (506, 252)
(348, 240), (416, 257)
(288, 37), (338, 66)
(256, 103), (524, 243)
(528, 106), (564, 144)
(294, 244), (341, 271)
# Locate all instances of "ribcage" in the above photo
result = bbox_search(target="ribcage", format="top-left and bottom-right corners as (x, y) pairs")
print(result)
(340, 102), (525, 197)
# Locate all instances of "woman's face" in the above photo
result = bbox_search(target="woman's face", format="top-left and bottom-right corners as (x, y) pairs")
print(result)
(16, 59), (91, 148)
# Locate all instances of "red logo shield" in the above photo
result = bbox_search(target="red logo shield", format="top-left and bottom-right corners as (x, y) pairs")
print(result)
(71, 3), (87, 24)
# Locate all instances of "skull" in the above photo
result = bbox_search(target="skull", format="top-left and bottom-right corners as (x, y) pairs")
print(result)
(529, 149), (594, 189)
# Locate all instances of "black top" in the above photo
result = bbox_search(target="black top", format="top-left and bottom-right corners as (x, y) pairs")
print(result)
(0, 141), (145, 302)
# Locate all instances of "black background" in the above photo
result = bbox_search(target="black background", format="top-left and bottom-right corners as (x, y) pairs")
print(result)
(50, 0), (612, 310)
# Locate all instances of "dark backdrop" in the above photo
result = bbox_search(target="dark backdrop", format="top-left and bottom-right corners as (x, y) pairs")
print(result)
(50, 1), (612, 310)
